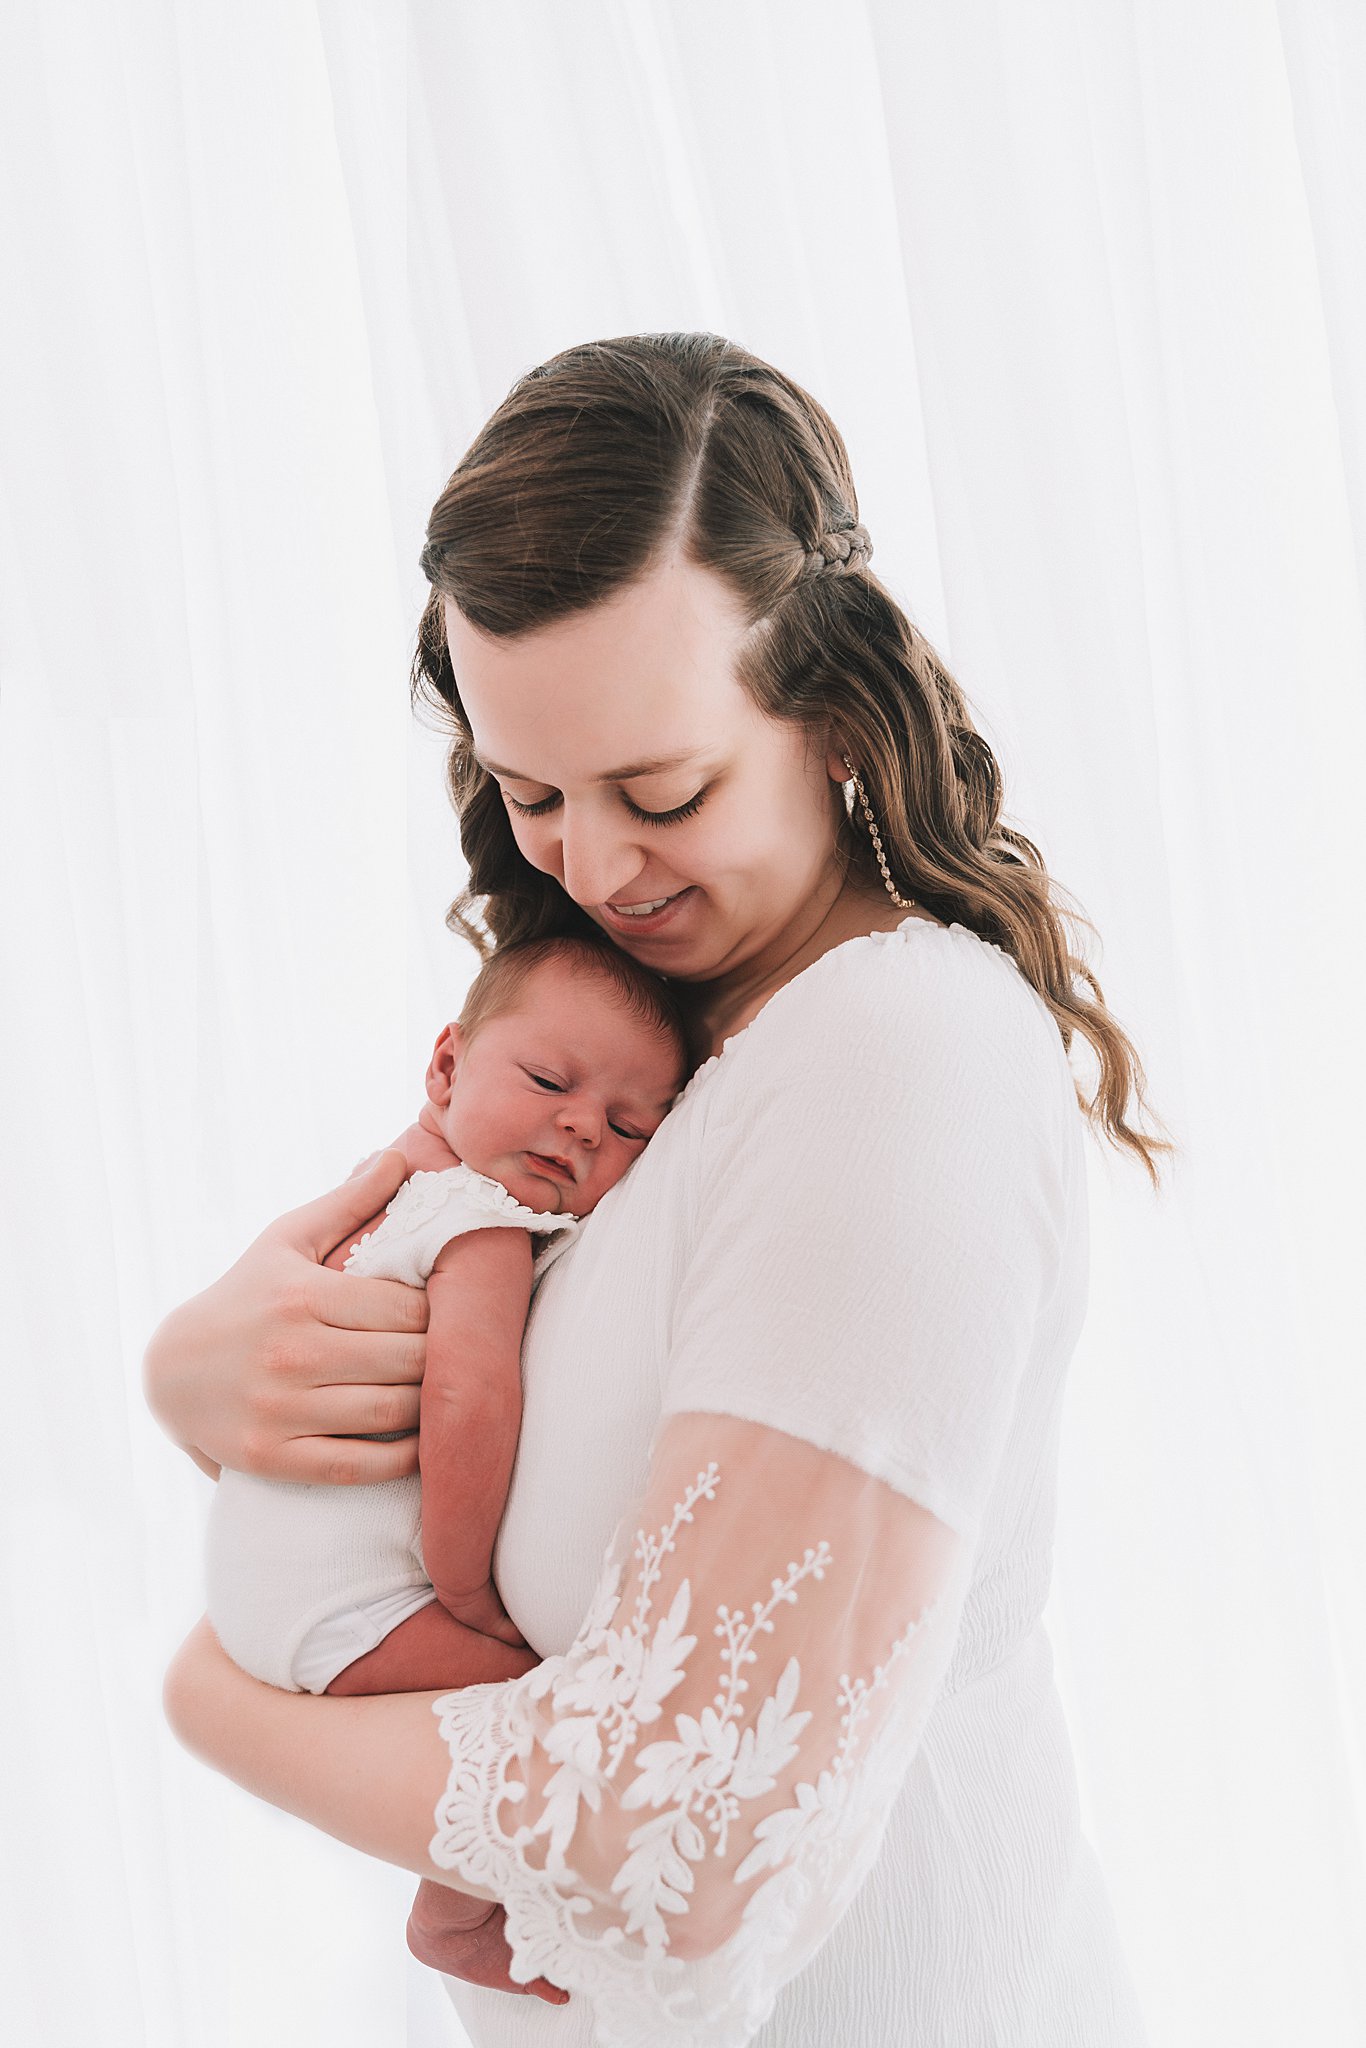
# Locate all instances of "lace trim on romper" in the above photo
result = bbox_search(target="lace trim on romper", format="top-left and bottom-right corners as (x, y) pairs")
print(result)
(343, 1164), (579, 1286)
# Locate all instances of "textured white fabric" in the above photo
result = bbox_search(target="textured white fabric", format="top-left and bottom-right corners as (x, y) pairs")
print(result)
(202, 1166), (577, 1692)
(432, 919), (1150, 2046)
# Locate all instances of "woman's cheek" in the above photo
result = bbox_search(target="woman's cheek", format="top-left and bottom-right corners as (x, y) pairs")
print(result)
(509, 817), (550, 870)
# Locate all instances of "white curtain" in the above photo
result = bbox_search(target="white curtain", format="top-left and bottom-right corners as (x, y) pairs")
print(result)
(2, 4), (1362, 2043)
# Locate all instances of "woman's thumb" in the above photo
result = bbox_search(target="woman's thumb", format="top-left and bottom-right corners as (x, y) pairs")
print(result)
(277, 1147), (409, 1258)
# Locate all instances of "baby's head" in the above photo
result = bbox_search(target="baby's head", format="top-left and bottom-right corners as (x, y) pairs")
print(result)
(425, 933), (695, 1217)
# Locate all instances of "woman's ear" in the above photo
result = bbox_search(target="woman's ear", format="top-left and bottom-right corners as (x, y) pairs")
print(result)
(426, 1023), (463, 1110)
(825, 737), (855, 786)
(805, 711), (851, 788)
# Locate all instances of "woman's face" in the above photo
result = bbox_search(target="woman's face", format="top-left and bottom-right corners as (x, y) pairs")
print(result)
(442, 552), (851, 986)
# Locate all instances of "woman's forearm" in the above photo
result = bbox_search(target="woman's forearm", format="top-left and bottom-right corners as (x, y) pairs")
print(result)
(162, 1616), (499, 1901)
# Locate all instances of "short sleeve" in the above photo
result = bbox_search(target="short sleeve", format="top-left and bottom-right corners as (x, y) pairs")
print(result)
(662, 927), (1075, 1541)
(342, 1165), (578, 1288)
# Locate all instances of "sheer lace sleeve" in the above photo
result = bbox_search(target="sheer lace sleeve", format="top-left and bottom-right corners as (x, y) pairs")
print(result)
(428, 1407), (973, 2046)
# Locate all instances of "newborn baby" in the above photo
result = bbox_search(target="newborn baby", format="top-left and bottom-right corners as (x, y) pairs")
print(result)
(203, 931), (692, 1697)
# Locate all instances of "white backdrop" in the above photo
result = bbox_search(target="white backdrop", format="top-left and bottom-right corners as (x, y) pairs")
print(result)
(2, 4), (1363, 2044)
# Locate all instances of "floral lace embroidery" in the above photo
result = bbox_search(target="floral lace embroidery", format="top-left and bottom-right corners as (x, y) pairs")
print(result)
(429, 1454), (944, 2041)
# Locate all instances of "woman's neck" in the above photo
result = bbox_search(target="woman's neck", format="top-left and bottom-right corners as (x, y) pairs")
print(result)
(686, 873), (927, 1057)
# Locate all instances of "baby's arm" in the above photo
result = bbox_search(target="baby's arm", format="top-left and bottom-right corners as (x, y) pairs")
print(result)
(419, 1225), (535, 1629)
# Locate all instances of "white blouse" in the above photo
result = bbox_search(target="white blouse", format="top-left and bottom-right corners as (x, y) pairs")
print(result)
(428, 918), (1150, 2047)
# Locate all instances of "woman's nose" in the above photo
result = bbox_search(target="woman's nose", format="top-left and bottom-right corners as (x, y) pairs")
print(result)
(556, 810), (639, 911)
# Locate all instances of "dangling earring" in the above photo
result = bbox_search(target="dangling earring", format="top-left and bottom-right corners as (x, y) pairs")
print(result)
(841, 753), (916, 910)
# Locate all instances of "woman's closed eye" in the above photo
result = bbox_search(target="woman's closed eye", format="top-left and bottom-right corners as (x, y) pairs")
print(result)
(525, 1070), (646, 1143)
(502, 786), (708, 826)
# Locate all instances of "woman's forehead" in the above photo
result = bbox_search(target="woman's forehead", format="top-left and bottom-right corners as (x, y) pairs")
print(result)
(440, 578), (754, 777)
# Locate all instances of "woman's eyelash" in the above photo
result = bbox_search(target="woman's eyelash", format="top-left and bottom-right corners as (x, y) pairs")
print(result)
(504, 792), (559, 818)
(502, 788), (708, 826)
(624, 790), (706, 825)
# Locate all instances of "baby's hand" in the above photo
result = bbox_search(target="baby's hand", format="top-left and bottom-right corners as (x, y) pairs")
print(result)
(407, 1882), (569, 2005)
(439, 1579), (529, 1650)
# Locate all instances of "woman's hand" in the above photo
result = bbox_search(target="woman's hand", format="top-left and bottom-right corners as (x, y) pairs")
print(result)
(141, 1151), (429, 1484)
(407, 1881), (570, 2007)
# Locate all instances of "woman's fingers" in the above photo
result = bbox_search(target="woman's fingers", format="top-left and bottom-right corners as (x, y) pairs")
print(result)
(272, 1149), (413, 1265)
(268, 1428), (422, 1487)
(265, 1351), (426, 1483)
(143, 1153), (434, 1482)
(290, 1366), (423, 1438)
(309, 1263), (429, 1340)
(253, 1320), (424, 1429)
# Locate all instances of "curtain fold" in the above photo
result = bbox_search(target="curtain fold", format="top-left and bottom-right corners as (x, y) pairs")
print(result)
(2, 4), (1361, 2043)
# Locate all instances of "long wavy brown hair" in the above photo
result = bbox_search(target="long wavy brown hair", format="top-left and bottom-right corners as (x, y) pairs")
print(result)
(410, 332), (1176, 1188)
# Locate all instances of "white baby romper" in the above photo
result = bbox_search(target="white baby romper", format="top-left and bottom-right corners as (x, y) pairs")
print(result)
(202, 1165), (578, 1694)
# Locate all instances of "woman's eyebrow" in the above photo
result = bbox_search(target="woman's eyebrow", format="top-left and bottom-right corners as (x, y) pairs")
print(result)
(472, 747), (705, 782)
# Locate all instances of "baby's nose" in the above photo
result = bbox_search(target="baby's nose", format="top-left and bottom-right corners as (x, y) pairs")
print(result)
(557, 1098), (601, 1146)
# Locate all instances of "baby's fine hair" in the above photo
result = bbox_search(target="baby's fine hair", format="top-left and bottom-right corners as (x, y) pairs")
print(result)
(455, 931), (700, 1077)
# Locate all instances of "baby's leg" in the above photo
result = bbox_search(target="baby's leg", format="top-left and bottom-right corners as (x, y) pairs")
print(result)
(322, 1599), (538, 1696)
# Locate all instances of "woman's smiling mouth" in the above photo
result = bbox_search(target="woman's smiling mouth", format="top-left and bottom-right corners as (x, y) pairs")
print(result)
(599, 886), (696, 936)
(611, 894), (676, 916)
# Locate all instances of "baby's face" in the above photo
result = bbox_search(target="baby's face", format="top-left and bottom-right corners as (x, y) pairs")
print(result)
(428, 955), (686, 1216)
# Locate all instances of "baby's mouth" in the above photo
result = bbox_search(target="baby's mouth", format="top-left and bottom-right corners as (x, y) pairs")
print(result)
(525, 1151), (576, 1188)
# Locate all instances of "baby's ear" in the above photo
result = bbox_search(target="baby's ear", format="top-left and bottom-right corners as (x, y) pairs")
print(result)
(426, 1023), (462, 1107)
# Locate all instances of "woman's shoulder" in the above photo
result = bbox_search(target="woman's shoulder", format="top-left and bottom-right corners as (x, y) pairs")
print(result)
(749, 919), (1059, 1071)
(679, 917), (1076, 1160)
(667, 919), (1083, 1253)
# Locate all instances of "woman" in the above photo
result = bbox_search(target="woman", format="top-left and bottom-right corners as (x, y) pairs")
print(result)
(150, 333), (1167, 2045)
